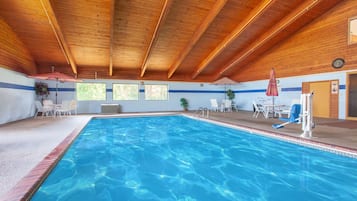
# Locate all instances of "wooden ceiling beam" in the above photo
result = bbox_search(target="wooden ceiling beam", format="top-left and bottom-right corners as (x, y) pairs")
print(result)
(191, 0), (275, 79)
(140, 0), (173, 77)
(167, 0), (227, 79)
(78, 67), (214, 82)
(215, 0), (323, 79)
(40, 0), (77, 75)
(109, 0), (115, 76)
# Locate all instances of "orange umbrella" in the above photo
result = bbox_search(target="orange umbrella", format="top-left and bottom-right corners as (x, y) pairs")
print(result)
(266, 68), (279, 116)
(29, 72), (81, 104)
(266, 68), (278, 96)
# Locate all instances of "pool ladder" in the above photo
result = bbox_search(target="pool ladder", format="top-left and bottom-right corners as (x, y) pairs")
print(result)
(197, 107), (209, 118)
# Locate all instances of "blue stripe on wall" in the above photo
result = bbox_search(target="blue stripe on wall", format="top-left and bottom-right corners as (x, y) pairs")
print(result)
(281, 87), (301, 92)
(0, 81), (346, 93)
(235, 89), (266, 93)
(49, 87), (75, 92)
(169, 90), (224, 93)
(0, 82), (34, 90)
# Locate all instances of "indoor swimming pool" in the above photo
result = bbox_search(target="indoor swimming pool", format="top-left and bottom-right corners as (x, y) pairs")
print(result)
(31, 115), (357, 201)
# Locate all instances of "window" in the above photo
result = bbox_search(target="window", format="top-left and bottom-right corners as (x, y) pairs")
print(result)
(76, 83), (106, 101)
(113, 84), (139, 100)
(145, 84), (168, 100)
(349, 17), (357, 44)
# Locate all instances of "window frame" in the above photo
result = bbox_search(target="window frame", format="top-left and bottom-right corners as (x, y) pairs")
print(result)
(76, 82), (107, 101)
(144, 84), (169, 101)
(112, 83), (139, 101)
(348, 16), (357, 45)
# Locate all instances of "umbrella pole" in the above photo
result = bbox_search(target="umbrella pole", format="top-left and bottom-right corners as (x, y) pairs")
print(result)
(224, 85), (227, 100)
(56, 79), (58, 104)
(272, 96), (275, 118)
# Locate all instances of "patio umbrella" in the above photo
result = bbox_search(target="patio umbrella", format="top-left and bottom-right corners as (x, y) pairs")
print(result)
(212, 77), (238, 99)
(29, 71), (81, 104)
(266, 68), (279, 116)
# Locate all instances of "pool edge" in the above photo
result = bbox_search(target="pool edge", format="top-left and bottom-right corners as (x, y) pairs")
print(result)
(0, 112), (180, 201)
(184, 114), (357, 158)
(0, 116), (92, 201)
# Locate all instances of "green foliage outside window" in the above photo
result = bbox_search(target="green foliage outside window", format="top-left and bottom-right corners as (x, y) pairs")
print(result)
(113, 84), (139, 100)
(145, 85), (168, 100)
(76, 83), (106, 101)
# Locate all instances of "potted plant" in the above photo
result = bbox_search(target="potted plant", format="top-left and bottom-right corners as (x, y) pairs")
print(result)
(180, 98), (189, 111)
(226, 89), (235, 100)
(35, 82), (49, 101)
(226, 89), (237, 111)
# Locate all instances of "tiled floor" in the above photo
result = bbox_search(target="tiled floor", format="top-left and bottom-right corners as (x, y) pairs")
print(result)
(202, 111), (357, 150)
(0, 111), (356, 200)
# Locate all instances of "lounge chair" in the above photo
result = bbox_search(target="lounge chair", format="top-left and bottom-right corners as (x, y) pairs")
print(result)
(272, 104), (301, 129)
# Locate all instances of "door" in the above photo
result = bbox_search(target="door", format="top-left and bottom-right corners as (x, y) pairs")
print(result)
(309, 81), (330, 118)
(347, 73), (357, 119)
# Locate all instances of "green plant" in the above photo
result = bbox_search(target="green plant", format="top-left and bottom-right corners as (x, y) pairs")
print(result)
(226, 89), (235, 100)
(35, 82), (49, 97)
(180, 98), (189, 111)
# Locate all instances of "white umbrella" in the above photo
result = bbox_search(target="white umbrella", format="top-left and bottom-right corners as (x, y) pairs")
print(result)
(212, 77), (238, 99)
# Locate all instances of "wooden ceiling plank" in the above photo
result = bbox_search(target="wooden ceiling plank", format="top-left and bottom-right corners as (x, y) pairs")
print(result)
(40, 0), (77, 75)
(216, 0), (323, 78)
(167, 0), (228, 79)
(109, 0), (115, 76)
(140, 0), (174, 77)
(191, 0), (275, 79)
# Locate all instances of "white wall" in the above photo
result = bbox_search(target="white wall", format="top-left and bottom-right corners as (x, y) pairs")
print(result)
(44, 79), (226, 113)
(43, 70), (349, 119)
(0, 67), (35, 125)
(0, 67), (352, 123)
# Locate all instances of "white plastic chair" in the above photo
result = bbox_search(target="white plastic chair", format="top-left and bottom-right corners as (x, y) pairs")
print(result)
(54, 100), (72, 117)
(223, 99), (232, 112)
(210, 99), (219, 111)
(69, 100), (77, 115)
(34, 100), (53, 118)
(252, 101), (266, 118)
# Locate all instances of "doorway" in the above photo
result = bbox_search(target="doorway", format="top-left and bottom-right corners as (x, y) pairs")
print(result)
(309, 81), (330, 118)
(302, 80), (339, 118)
(347, 72), (357, 119)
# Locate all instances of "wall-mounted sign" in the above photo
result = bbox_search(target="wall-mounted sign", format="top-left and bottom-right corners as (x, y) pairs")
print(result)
(331, 80), (339, 94)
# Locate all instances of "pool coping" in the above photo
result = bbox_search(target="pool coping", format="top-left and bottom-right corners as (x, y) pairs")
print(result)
(2, 112), (357, 201)
(185, 114), (357, 158)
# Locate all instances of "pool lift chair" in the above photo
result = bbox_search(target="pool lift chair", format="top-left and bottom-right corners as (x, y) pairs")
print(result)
(272, 93), (314, 139)
(272, 104), (301, 129)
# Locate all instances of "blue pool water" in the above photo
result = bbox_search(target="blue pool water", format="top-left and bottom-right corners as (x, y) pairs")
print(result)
(31, 115), (357, 201)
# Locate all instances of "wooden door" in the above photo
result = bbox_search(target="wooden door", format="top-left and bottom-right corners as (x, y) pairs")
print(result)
(309, 81), (331, 118)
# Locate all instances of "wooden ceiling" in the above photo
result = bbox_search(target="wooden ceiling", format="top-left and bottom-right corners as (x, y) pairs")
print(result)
(0, 0), (344, 82)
